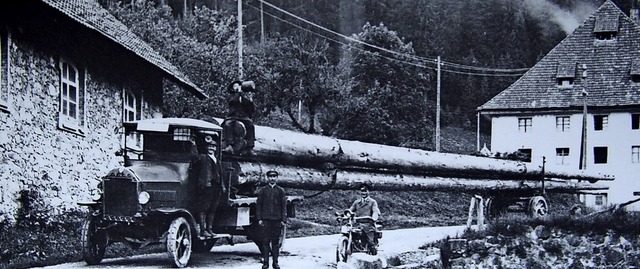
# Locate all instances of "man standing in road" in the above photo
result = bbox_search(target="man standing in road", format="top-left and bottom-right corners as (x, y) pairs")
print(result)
(349, 183), (381, 255)
(256, 170), (287, 269)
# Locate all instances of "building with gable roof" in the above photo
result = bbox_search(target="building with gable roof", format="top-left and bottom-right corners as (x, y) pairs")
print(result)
(0, 0), (206, 223)
(478, 0), (640, 209)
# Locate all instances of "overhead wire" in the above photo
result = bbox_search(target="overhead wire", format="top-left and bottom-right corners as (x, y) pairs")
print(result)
(251, 0), (530, 77)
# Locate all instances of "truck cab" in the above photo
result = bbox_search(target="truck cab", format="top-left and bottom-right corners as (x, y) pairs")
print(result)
(78, 118), (302, 268)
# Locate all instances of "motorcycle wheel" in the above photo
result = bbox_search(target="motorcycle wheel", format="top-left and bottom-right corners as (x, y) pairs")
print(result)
(336, 236), (349, 263)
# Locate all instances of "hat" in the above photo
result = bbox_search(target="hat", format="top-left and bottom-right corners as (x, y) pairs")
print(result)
(359, 183), (370, 191)
(266, 170), (279, 177)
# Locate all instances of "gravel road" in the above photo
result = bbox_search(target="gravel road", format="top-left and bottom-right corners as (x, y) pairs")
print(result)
(36, 225), (469, 269)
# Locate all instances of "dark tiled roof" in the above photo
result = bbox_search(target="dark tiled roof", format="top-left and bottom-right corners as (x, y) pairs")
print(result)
(479, 1), (640, 112)
(41, 0), (207, 99)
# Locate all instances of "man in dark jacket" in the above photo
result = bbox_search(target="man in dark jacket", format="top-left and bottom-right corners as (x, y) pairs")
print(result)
(256, 170), (287, 269)
(225, 80), (255, 155)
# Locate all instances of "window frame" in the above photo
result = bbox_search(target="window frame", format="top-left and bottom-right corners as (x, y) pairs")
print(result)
(593, 146), (608, 164)
(556, 116), (570, 132)
(632, 145), (640, 164)
(593, 115), (608, 131)
(632, 113), (640, 130)
(58, 59), (86, 135)
(555, 147), (570, 165)
(123, 88), (144, 150)
(518, 117), (532, 133)
(0, 27), (9, 112)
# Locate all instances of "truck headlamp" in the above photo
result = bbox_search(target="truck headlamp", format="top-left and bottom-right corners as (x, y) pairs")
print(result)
(90, 188), (102, 201)
(138, 191), (150, 205)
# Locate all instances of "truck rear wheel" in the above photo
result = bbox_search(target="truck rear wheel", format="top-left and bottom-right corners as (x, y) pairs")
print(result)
(166, 217), (192, 268)
(81, 217), (107, 265)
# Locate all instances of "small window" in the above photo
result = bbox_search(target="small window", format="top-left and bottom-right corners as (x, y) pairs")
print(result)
(595, 195), (605, 206)
(0, 28), (9, 112)
(173, 128), (192, 141)
(593, 146), (608, 164)
(518, 148), (532, 162)
(518, 118), (532, 133)
(633, 146), (640, 163)
(556, 148), (570, 165)
(556, 116), (570, 132)
(123, 89), (143, 150)
(594, 12), (618, 41)
(630, 59), (640, 83)
(632, 114), (640, 130)
(594, 115), (608, 131)
(58, 60), (86, 135)
(556, 63), (575, 87)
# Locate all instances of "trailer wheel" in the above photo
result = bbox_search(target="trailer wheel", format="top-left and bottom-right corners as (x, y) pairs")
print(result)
(485, 197), (508, 220)
(336, 236), (349, 263)
(528, 196), (548, 218)
(81, 217), (107, 265)
(166, 217), (192, 268)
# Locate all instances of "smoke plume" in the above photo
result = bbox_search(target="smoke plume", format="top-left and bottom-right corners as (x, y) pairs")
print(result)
(523, 0), (599, 34)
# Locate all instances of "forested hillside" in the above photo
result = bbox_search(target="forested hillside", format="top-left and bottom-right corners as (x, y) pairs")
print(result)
(102, 0), (628, 152)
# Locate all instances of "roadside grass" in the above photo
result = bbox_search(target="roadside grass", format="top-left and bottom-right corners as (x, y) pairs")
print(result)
(0, 190), (577, 268)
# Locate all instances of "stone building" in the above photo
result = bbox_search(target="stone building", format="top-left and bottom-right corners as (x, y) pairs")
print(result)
(0, 0), (206, 223)
(478, 1), (640, 210)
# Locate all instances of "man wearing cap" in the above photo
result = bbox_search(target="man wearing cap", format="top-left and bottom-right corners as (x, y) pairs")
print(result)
(193, 134), (225, 237)
(256, 170), (287, 269)
(348, 183), (381, 255)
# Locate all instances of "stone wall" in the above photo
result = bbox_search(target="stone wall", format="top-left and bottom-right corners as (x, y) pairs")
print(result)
(0, 33), (162, 224)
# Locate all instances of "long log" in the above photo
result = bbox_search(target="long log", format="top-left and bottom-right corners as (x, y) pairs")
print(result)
(231, 162), (609, 193)
(239, 125), (613, 183)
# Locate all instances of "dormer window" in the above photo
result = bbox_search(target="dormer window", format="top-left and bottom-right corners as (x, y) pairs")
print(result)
(556, 62), (575, 87)
(631, 59), (640, 83)
(594, 12), (619, 41)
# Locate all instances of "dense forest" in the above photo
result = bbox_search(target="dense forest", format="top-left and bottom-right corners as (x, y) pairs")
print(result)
(102, 0), (629, 152)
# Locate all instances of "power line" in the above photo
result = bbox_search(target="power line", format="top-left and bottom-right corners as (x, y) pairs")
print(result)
(254, 0), (530, 76)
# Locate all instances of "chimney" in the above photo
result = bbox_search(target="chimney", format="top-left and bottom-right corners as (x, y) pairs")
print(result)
(632, 0), (640, 26)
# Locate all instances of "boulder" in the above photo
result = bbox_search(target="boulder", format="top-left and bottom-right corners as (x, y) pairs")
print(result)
(346, 253), (385, 269)
(534, 225), (551, 240)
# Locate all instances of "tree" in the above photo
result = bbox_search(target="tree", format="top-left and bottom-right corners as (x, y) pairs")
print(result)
(335, 23), (432, 147)
(108, 1), (238, 120)
(246, 34), (347, 134)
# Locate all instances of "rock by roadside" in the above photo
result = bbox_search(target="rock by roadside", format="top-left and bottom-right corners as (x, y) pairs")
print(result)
(441, 225), (640, 269)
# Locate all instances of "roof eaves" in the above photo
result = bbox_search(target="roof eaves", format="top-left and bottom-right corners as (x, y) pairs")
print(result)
(40, 0), (208, 99)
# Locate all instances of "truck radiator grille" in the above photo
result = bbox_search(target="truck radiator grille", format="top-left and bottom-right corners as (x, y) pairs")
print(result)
(102, 179), (138, 217)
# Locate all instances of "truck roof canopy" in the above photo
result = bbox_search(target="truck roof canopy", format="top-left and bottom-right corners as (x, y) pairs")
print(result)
(124, 118), (222, 132)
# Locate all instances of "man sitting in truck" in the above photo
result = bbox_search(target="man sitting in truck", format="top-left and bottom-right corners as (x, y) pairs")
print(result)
(193, 135), (225, 237)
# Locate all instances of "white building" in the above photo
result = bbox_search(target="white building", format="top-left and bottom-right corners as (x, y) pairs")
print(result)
(478, 1), (640, 210)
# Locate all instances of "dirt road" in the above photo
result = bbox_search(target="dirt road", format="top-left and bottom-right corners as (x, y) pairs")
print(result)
(37, 225), (469, 269)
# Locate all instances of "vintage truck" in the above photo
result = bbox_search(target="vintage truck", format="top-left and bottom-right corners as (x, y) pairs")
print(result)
(78, 116), (612, 267)
(78, 118), (302, 267)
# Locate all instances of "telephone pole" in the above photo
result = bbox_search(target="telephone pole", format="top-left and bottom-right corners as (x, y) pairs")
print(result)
(435, 56), (441, 152)
(237, 0), (244, 80)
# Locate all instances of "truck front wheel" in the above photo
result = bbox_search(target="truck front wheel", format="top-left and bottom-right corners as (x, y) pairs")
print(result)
(81, 216), (107, 265)
(166, 217), (192, 268)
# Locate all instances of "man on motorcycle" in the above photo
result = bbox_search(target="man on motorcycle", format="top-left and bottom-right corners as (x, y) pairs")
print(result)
(348, 184), (381, 255)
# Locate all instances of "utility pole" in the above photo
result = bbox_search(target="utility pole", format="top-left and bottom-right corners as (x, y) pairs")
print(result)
(435, 56), (441, 152)
(260, 0), (265, 45)
(579, 89), (589, 170)
(237, 0), (244, 80)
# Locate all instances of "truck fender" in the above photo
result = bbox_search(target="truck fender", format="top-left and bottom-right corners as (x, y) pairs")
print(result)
(153, 208), (198, 230)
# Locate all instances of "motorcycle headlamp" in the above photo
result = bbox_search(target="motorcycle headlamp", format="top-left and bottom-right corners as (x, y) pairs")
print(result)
(138, 191), (150, 205)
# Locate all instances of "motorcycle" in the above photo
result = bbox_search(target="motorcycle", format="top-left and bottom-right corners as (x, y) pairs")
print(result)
(335, 210), (382, 263)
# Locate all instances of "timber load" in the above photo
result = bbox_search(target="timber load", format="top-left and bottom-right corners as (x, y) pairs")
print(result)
(223, 124), (612, 194)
